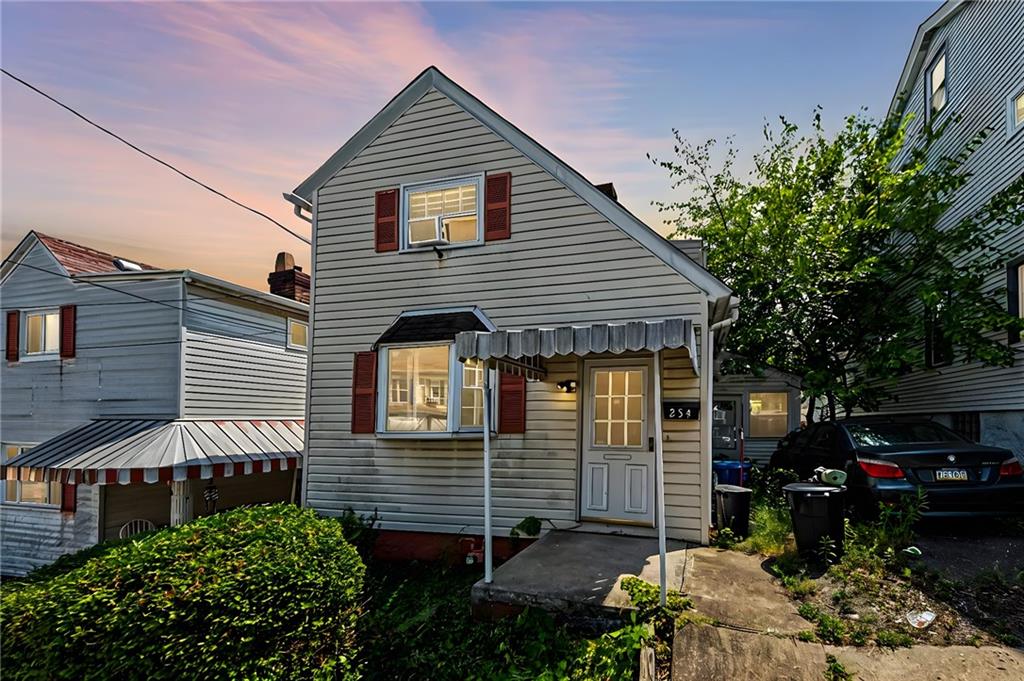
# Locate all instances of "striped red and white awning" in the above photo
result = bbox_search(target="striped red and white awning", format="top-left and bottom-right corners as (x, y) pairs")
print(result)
(2, 419), (304, 485)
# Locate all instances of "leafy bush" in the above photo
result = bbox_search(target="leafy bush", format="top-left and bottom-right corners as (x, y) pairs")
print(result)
(748, 466), (798, 509)
(1, 504), (365, 681)
(336, 506), (380, 559)
(875, 629), (914, 649)
(357, 564), (644, 680)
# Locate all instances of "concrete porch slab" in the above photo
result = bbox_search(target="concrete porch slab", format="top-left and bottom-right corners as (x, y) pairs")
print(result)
(471, 530), (689, 617)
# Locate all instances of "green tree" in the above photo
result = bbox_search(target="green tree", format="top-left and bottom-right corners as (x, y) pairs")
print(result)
(654, 111), (1023, 419)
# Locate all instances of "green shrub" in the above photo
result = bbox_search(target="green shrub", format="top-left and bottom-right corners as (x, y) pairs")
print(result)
(1, 504), (365, 680)
(815, 613), (848, 645)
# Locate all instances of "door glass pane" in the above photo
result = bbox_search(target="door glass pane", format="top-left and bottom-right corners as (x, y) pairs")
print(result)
(386, 345), (449, 432)
(592, 368), (644, 447)
(749, 392), (789, 438)
(712, 400), (738, 450)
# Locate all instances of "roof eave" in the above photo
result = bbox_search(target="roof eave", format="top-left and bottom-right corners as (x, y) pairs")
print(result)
(888, 0), (967, 117)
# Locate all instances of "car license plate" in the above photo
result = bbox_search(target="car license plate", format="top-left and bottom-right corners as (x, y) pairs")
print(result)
(935, 468), (968, 482)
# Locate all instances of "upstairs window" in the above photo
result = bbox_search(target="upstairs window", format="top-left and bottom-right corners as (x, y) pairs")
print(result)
(1009, 86), (1024, 136)
(287, 318), (308, 350)
(25, 310), (59, 356)
(402, 176), (483, 249)
(927, 51), (947, 117)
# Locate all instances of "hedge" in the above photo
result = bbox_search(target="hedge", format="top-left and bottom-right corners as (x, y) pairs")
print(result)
(1, 504), (364, 680)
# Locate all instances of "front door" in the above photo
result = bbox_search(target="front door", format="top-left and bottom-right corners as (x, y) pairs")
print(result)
(581, 362), (655, 525)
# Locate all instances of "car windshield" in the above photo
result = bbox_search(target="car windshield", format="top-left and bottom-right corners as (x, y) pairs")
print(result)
(845, 422), (964, 447)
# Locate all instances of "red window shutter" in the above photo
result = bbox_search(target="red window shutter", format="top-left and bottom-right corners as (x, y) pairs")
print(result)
(498, 372), (526, 434)
(5, 311), (19, 362)
(351, 351), (378, 433)
(484, 172), (512, 241)
(59, 305), (76, 359)
(60, 483), (77, 513)
(374, 189), (399, 252)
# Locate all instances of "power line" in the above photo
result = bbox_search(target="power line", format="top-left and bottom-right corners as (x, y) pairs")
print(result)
(1, 68), (311, 245)
(2, 258), (293, 342)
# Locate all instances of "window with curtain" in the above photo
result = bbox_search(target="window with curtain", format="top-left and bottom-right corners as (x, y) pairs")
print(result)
(3, 444), (61, 505)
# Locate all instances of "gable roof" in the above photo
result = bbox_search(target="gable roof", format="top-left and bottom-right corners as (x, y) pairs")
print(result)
(889, 0), (967, 117)
(285, 66), (733, 308)
(34, 231), (160, 275)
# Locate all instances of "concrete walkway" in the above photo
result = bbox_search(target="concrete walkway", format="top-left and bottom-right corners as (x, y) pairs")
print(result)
(471, 530), (688, 617)
(673, 547), (1024, 680)
(673, 624), (1024, 681)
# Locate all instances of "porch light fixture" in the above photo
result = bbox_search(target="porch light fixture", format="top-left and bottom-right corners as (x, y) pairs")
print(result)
(556, 379), (577, 393)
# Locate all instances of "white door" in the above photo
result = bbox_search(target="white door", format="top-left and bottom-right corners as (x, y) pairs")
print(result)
(581, 362), (655, 525)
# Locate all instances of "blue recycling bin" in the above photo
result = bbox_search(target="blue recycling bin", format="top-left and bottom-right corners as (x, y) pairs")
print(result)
(713, 460), (753, 487)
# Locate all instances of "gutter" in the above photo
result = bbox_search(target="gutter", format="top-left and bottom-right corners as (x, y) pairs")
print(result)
(283, 192), (313, 223)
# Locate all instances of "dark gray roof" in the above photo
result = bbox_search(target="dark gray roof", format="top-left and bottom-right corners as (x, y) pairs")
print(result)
(375, 308), (495, 347)
(668, 239), (705, 267)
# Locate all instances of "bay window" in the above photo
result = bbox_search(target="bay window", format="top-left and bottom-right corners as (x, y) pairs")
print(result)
(379, 343), (489, 434)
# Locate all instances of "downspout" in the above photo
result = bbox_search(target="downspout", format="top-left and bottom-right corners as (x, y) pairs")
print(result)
(482, 361), (494, 583)
(653, 350), (668, 606)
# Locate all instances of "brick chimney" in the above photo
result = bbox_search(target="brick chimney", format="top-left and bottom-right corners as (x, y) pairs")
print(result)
(268, 252), (310, 304)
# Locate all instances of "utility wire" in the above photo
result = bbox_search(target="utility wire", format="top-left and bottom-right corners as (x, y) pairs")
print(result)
(1, 68), (311, 245)
(2, 258), (293, 342)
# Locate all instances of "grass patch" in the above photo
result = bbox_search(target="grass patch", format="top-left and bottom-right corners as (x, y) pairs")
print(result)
(734, 504), (792, 557)
(875, 629), (914, 649)
(824, 654), (853, 681)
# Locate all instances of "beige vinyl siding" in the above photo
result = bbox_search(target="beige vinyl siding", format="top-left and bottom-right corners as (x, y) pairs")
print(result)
(0, 485), (99, 576)
(308, 88), (709, 542)
(662, 349), (703, 536)
(882, 0), (1024, 414)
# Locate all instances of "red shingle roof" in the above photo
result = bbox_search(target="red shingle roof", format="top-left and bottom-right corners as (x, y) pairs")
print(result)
(35, 232), (160, 276)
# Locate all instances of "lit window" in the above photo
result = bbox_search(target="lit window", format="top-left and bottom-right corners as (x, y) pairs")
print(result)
(3, 444), (60, 505)
(381, 345), (489, 433)
(403, 176), (482, 248)
(928, 52), (947, 116)
(1010, 88), (1024, 135)
(592, 369), (644, 448)
(25, 311), (59, 355)
(287, 319), (308, 350)
(748, 392), (789, 438)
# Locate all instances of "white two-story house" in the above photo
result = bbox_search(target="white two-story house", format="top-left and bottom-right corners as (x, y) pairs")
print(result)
(1, 232), (309, 576)
(284, 67), (738, 582)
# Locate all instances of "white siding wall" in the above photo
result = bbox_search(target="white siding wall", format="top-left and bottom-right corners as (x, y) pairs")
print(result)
(308, 88), (710, 542)
(180, 288), (308, 418)
(0, 485), (99, 576)
(882, 0), (1024, 415)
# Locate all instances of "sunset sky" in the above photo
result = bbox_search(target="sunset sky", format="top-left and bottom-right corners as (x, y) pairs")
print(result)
(2, 1), (934, 290)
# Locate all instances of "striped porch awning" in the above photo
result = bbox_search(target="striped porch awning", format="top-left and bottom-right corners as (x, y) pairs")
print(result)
(3, 419), (304, 485)
(455, 318), (699, 374)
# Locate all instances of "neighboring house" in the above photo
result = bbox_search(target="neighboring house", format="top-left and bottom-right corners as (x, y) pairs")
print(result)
(283, 66), (737, 572)
(712, 357), (802, 466)
(1, 232), (309, 576)
(880, 0), (1024, 454)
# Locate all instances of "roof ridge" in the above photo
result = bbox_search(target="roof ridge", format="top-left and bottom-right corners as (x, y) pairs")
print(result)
(33, 230), (161, 275)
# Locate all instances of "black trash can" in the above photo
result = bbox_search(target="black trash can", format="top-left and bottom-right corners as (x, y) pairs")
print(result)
(714, 484), (753, 538)
(783, 482), (846, 559)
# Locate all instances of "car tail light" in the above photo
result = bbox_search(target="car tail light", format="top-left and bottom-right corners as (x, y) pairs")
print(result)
(857, 458), (905, 479)
(999, 458), (1023, 478)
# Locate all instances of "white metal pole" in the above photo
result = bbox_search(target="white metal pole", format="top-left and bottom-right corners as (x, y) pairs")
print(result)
(654, 350), (668, 606)
(482, 363), (493, 584)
